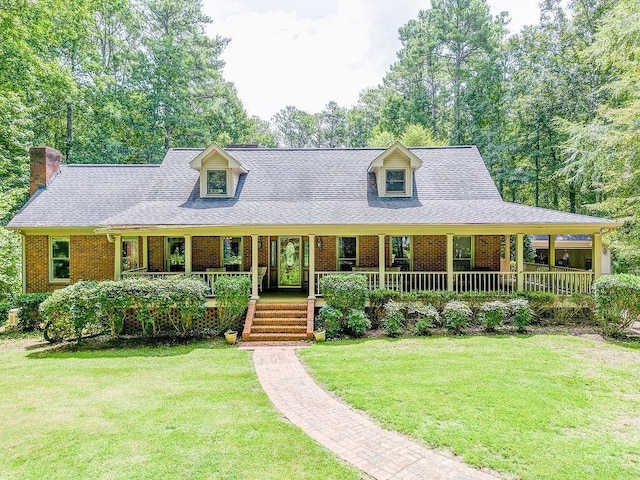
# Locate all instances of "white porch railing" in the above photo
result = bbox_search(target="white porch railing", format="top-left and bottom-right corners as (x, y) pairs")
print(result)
(314, 271), (380, 296)
(385, 272), (447, 293)
(121, 269), (252, 296)
(452, 272), (516, 293)
(523, 271), (593, 295)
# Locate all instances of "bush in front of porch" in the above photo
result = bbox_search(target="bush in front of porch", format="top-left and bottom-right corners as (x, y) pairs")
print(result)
(318, 274), (371, 338)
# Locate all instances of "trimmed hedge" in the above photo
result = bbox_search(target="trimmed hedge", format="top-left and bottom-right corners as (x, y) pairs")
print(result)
(40, 277), (209, 342)
(212, 275), (251, 333)
(317, 274), (371, 338)
(13, 293), (51, 331)
(593, 274), (640, 336)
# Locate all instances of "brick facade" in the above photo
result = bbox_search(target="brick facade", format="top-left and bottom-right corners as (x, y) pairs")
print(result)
(24, 233), (502, 293)
(29, 146), (61, 197)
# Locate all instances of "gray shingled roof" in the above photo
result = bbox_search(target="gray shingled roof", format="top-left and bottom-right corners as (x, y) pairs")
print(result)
(8, 146), (617, 228)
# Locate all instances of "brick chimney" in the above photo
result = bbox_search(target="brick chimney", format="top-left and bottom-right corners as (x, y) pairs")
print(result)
(29, 146), (62, 197)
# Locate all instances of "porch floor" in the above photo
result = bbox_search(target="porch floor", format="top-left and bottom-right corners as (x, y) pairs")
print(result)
(258, 291), (309, 304)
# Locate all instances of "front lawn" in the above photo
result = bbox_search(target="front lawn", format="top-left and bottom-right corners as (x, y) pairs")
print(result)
(301, 335), (640, 480)
(0, 338), (359, 480)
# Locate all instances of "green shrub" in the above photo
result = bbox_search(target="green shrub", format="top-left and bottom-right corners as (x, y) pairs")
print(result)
(14, 293), (50, 331)
(479, 301), (508, 331)
(320, 274), (368, 312)
(345, 309), (371, 337)
(593, 274), (640, 336)
(368, 289), (400, 327)
(316, 306), (343, 338)
(40, 282), (102, 342)
(0, 301), (10, 326)
(413, 304), (440, 336)
(442, 301), (472, 334)
(213, 275), (251, 334)
(382, 301), (405, 337)
(509, 298), (534, 332)
(415, 291), (455, 310)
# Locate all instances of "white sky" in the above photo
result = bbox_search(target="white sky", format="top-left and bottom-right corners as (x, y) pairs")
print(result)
(201, 0), (541, 121)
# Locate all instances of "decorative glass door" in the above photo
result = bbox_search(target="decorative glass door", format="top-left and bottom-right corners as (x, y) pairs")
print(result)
(278, 236), (302, 288)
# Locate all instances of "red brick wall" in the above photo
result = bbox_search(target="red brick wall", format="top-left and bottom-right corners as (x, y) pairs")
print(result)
(359, 236), (378, 268)
(475, 235), (501, 271)
(316, 236), (337, 271)
(147, 236), (165, 272)
(29, 146), (61, 196)
(192, 236), (220, 270)
(414, 235), (446, 271)
(70, 235), (114, 282)
(24, 234), (114, 293)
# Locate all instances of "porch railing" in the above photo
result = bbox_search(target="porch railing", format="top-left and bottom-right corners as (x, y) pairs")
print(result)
(452, 272), (516, 293)
(121, 269), (252, 296)
(314, 271), (380, 296)
(523, 271), (593, 295)
(386, 272), (447, 293)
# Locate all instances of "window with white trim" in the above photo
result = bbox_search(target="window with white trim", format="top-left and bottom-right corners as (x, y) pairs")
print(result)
(206, 169), (228, 195)
(50, 237), (70, 281)
(453, 236), (473, 271)
(385, 169), (406, 194)
(390, 236), (412, 271)
(337, 237), (357, 271)
(222, 237), (242, 271)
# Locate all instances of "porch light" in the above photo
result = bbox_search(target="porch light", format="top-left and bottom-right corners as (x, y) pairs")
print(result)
(316, 237), (322, 248)
(258, 236), (262, 248)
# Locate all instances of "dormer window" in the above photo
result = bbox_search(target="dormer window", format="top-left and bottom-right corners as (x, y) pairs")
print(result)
(386, 169), (406, 194)
(190, 143), (248, 198)
(368, 141), (422, 198)
(207, 169), (228, 195)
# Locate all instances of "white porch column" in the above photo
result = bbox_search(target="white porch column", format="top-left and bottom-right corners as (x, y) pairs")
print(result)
(308, 234), (316, 299)
(251, 234), (259, 299)
(142, 235), (148, 270)
(446, 233), (454, 291)
(549, 234), (556, 269)
(516, 233), (524, 291)
(592, 233), (602, 279)
(184, 234), (192, 274)
(114, 234), (122, 280)
(378, 234), (386, 289)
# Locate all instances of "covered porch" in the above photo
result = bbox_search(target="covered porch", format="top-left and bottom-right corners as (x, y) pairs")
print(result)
(115, 229), (604, 298)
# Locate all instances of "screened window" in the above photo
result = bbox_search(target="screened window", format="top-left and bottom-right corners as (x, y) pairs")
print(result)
(391, 236), (411, 271)
(337, 237), (357, 271)
(50, 237), (70, 281)
(223, 237), (242, 271)
(122, 237), (139, 272)
(454, 236), (473, 271)
(206, 170), (227, 195)
(386, 169), (406, 193)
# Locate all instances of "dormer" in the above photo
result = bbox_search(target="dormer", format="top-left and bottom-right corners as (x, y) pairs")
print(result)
(368, 141), (423, 197)
(189, 144), (248, 198)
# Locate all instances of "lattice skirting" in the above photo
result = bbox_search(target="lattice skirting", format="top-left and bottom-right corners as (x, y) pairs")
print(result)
(122, 307), (239, 335)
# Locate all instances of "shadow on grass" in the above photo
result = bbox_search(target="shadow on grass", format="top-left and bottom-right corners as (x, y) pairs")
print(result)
(27, 335), (231, 359)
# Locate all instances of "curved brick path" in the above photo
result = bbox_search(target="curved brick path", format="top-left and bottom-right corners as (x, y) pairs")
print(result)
(252, 347), (499, 480)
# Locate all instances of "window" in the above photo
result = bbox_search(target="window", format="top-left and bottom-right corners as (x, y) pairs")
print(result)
(166, 237), (185, 272)
(390, 236), (411, 271)
(122, 237), (139, 272)
(223, 237), (242, 271)
(386, 169), (406, 194)
(206, 170), (227, 195)
(50, 237), (70, 281)
(337, 237), (357, 271)
(454, 236), (473, 271)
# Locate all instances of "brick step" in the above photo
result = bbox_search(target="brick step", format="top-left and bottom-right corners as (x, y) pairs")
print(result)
(251, 325), (307, 334)
(255, 303), (307, 311)
(254, 309), (307, 318)
(246, 333), (308, 342)
(252, 317), (307, 326)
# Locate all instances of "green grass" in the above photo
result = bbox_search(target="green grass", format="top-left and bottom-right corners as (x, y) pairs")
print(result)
(301, 335), (640, 480)
(0, 338), (359, 480)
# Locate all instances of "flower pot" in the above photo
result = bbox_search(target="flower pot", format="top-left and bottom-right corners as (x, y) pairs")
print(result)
(224, 330), (238, 345)
(313, 329), (326, 342)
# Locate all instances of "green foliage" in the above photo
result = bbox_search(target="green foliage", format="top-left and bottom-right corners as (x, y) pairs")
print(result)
(0, 301), (10, 326)
(13, 293), (50, 331)
(40, 282), (102, 342)
(382, 301), (405, 337)
(479, 301), (508, 331)
(212, 275), (251, 333)
(415, 290), (456, 310)
(593, 274), (640, 336)
(509, 298), (534, 332)
(316, 306), (343, 339)
(368, 289), (401, 327)
(413, 304), (441, 336)
(345, 309), (371, 337)
(442, 301), (472, 333)
(320, 274), (368, 313)
(0, 228), (21, 300)
(383, 300), (441, 337)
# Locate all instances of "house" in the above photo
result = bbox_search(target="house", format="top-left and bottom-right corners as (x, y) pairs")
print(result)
(530, 234), (612, 274)
(8, 143), (619, 340)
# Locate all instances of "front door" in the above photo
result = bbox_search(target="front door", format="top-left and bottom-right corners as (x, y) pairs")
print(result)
(278, 236), (302, 288)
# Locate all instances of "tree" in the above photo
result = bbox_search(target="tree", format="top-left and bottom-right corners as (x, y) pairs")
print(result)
(272, 106), (318, 147)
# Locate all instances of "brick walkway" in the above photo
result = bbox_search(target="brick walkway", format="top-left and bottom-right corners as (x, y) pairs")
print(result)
(252, 346), (499, 480)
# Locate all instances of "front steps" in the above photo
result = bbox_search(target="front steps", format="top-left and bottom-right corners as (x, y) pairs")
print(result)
(243, 299), (314, 342)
